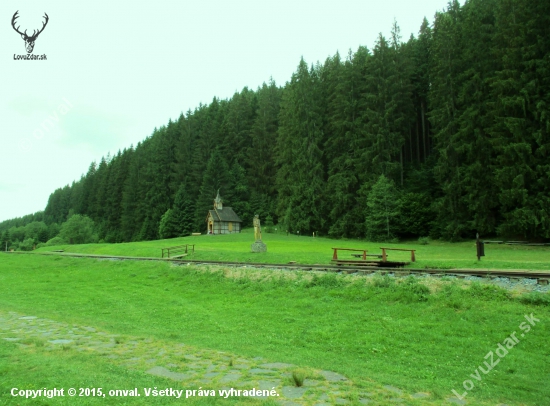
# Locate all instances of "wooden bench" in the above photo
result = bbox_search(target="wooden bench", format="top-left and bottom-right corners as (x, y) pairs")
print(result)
(380, 247), (416, 262)
(332, 248), (368, 260)
(161, 244), (195, 259)
(331, 247), (410, 268)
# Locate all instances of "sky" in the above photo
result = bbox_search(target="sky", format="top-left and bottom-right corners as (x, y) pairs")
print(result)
(0, 0), (453, 223)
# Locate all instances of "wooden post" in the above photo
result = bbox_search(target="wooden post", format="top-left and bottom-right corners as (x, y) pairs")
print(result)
(332, 248), (338, 260)
(381, 248), (387, 262)
(476, 233), (480, 261)
(411, 250), (415, 262)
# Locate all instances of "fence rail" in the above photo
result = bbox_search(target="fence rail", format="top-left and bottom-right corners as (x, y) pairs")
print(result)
(161, 244), (195, 259)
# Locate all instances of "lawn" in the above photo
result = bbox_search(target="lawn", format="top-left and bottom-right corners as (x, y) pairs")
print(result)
(35, 229), (550, 271)
(1, 253), (549, 405)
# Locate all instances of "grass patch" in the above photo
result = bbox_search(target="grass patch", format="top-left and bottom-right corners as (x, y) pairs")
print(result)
(33, 229), (550, 271)
(0, 341), (268, 405)
(19, 337), (45, 347)
(0, 254), (548, 404)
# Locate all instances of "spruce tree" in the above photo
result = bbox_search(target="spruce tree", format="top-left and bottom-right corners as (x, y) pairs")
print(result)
(323, 47), (370, 238)
(229, 161), (251, 225)
(365, 175), (401, 242)
(276, 58), (326, 233)
(490, 0), (550, 237)
(171, 182), (195, 236)
(194, 150), (232, 232)
(429, 0), (470, 239)
(158, 209), (179, 239)
(248, 79), (281, 199)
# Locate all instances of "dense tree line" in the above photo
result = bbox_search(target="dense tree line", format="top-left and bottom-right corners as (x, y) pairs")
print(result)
(1, 0), (549, 246)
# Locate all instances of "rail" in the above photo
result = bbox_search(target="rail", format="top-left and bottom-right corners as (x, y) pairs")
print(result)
(4, 252), (550, 284)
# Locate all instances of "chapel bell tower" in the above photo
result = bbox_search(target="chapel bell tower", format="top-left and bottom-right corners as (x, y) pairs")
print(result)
(214, 189), (223, 210)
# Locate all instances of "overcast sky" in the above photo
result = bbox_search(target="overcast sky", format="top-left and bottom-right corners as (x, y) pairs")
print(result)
(0, 0), (453, 223)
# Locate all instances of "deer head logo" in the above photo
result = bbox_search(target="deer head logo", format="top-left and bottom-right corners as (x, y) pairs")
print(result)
(12, 11), (49, 54)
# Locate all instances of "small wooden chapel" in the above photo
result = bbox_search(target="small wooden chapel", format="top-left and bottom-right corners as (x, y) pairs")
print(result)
(206, 191), (242, 234)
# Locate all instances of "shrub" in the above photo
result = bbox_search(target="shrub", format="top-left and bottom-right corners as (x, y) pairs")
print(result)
(291, 370), (305, 387)
(418, 236), (430, 245)
(60, 215), (97, 244)
(45, 236), (67, 246)
(18, 238), (35, 251)
(24, 221), (49, 243)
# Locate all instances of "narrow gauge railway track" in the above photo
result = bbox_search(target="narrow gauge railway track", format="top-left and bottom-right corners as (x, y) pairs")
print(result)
(5, 251), (550, 284)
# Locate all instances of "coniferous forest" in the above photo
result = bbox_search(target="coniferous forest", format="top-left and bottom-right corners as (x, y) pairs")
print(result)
(2, 0), (549, 249)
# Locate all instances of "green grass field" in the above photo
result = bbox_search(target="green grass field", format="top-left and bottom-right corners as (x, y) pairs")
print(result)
(1, 244), (549, 405)
(36, 229), (550, 271)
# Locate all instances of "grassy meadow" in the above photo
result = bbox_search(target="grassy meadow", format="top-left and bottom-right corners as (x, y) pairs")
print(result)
(35, 229), (550, 271)
(1, 250), (549, 405)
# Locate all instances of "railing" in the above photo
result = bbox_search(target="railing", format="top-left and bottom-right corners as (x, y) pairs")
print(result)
(380, 247), (416, 262)
(161, 244), (195, 258)
(331, 247), (368, 261)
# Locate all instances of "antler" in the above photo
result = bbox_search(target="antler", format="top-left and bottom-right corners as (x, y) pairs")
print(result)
(29, 13), (49, 39)
(11, 11), (49, 39)
(11, 11), (27, 37)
